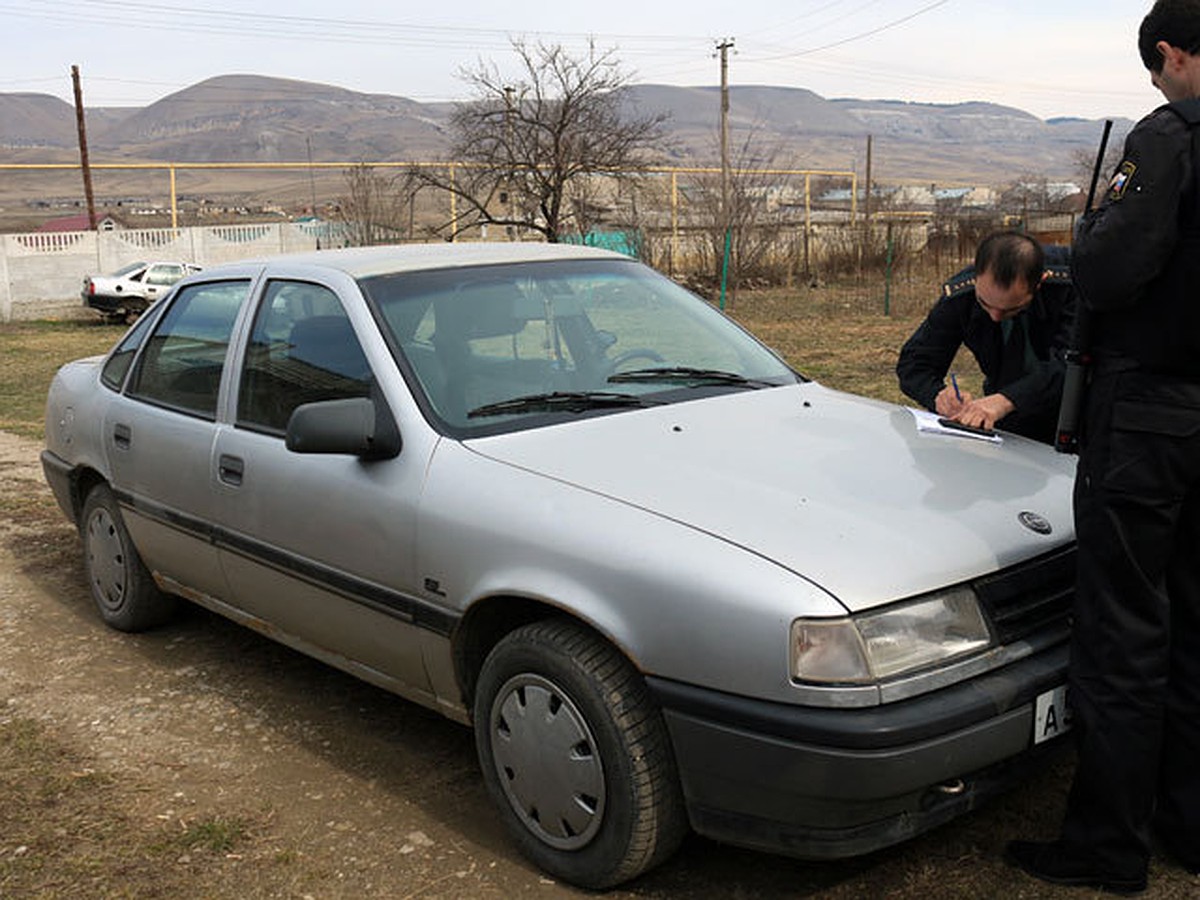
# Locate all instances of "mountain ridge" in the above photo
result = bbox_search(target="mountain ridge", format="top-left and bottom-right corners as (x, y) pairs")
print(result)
(0, 73), (1131, 185)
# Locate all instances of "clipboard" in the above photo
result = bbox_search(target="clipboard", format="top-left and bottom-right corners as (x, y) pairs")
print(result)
(909, 408), (1003, 444)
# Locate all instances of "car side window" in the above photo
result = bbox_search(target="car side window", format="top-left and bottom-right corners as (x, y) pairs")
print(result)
(127, 280), (250, 419)
(100, 310), (158, 391)
(237, 280), (373, 434)
(146, 264), (183, 286)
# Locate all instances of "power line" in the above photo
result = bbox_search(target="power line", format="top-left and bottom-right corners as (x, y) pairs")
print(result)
(9, 0), (713, 47)
(739, 0), (857, 41)
(749, 50), (1153, 107)
(743, 0), (955, 62)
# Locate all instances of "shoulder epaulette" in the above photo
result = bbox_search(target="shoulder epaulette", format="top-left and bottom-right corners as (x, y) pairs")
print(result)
(1042, 263), (1071, 285)
(1168, 97), (1200, 126)
(941, 268), (976, 300)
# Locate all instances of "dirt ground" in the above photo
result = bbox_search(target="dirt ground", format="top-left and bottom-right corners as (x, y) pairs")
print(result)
(0, 426), (1196, 900)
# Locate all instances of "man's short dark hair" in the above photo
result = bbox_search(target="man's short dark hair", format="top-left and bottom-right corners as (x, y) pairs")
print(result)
(1140, 0), (1200, 73)
(975, 231), (1043, 291)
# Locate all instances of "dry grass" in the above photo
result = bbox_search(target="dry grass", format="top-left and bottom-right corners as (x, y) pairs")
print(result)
(0, 717), (269, 899)
(724, 272), (986, 406)
(0, 320), (118, 440)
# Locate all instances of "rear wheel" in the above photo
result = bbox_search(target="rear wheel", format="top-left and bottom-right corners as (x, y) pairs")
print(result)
(474, 619), (687, 889)
(81, 484), (177, 631)
(123, 299), (148, 325)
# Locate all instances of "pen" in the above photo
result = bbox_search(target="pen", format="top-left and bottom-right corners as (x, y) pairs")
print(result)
(951, 373), (962, 402)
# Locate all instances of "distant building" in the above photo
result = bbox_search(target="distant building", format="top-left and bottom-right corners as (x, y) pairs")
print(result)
(36, 212), (125, 233)
(817, 184), (998, 210)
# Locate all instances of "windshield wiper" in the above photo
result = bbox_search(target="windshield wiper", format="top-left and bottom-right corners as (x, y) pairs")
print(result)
(467, 391), (652, 418)
(607, 366), (774, 388)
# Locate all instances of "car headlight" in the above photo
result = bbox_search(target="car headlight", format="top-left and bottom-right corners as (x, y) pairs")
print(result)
(790, 587), (991, 684)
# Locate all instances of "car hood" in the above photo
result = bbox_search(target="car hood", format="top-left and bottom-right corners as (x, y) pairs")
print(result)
(464, 383), (1077, 612)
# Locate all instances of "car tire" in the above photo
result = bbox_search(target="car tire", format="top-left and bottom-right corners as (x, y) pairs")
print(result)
(124, 299), (148, 325)
(81, 484), (177, 632)
(474, 619), (687, 889)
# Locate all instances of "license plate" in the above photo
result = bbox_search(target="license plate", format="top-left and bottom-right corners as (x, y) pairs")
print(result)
(1033, 685), (1071, 744)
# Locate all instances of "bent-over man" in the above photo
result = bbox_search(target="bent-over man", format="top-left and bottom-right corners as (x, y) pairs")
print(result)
(896, 231), (1075, 443)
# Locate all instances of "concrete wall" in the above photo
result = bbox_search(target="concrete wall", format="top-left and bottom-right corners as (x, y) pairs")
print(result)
(0, 222), (336, 321)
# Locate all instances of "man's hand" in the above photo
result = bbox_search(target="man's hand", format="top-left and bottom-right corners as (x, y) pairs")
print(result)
(935, 384), (973, 418)
(954, 393), (1015, 430)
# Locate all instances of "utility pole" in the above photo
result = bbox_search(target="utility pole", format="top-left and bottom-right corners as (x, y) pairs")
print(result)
(306, 136), (320, 248)
(504, 85), (517, 238)
(716, 39), (735, 233)
(716, 38), (735, 309)
(70, 65), (97, 231)
(861, 133), (873, 272)
(864, 134), (873, 225)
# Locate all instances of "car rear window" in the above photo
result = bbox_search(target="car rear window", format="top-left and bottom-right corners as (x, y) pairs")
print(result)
(126, 280), (251, 419)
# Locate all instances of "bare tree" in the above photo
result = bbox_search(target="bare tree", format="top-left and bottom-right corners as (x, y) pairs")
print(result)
(686, 130), (796, 299)
(999, 173), (1082, 220)
(335, 164), (408, 247)
(1070, 140), (1126, 206)
(413, 39), (669, 242)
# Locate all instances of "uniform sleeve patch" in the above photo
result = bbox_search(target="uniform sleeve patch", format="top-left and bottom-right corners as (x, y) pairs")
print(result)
(1109, 161), (1136, 201)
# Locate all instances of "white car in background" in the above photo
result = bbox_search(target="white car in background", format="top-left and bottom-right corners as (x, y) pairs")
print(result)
(81, 260), (202, 321)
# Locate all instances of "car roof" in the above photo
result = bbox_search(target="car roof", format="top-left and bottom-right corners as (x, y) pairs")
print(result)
(230, 241), (628, 280)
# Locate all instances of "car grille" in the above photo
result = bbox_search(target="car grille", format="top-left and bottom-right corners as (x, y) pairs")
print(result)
(972, 545), (1075, 645)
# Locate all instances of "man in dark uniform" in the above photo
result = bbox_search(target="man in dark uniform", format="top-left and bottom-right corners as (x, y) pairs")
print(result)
(1006, 0), (1200, 893)
(896, 231), (1074, 443)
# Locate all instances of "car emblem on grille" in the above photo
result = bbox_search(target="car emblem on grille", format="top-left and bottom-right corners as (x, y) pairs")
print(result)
(1018, 511), (1052, 535)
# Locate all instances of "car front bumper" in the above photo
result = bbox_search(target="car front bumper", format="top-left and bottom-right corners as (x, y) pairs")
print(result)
(647, 641), (1069, 859)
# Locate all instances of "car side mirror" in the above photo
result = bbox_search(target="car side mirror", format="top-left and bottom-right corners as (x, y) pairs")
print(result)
(285, 397), (401, 460)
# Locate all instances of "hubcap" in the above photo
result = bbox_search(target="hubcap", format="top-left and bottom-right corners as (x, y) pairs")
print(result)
(489, 673), (605, 850)
(85, 506), (127, 614)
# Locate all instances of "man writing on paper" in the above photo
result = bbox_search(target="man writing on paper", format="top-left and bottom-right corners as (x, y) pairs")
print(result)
(896, 231), (1076, 443)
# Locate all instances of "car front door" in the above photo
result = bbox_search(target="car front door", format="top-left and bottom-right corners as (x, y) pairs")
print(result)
(211, 278), (435, 702)
(105, 278), (252, 601)
(141, 264), (185, 302)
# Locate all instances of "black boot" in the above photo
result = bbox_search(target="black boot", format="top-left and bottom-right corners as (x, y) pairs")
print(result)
(1153, 828), (1200, 875)
(1004, 839), (1148, 895)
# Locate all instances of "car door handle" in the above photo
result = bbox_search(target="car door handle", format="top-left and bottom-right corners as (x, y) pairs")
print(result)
(218, 454), (244, 486)
(113, 423), (132, 450)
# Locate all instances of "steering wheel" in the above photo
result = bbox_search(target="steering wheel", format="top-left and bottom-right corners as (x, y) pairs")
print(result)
(607, 348), (665, 373)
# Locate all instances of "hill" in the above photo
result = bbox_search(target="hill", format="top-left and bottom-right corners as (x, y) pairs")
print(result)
(0, 73), (1130, 188)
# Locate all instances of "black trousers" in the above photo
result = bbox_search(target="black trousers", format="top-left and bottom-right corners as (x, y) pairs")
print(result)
(1061, 370), (1200, 876)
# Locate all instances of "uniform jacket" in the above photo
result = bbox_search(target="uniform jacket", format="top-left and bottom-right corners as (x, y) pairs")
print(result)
(1074, 99), (1200, 376)
(896, 244), (1075, 440)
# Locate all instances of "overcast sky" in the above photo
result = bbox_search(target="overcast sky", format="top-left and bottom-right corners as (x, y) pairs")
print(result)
(0, 0), (1166, 122)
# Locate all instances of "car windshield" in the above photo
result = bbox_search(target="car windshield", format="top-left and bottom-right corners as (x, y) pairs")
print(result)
(359, 257), (799, 436)
(111, 261), (148, 277)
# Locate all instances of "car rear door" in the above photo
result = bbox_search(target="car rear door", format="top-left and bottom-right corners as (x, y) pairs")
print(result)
(105, 278), (253, 601)
(210, 276), (437, 701)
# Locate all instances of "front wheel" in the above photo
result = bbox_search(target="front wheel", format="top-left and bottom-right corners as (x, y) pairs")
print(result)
(81, 484), (177, 631)
(474, 619), (687, 889)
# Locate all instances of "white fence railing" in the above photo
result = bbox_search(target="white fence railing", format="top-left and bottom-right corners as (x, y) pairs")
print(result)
(0, 222), (346, 322)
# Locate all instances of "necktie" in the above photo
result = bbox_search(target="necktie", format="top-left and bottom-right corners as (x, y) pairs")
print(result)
(999, 316), (1033, 386)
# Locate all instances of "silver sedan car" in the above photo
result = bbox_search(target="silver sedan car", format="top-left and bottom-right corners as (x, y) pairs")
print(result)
(42, 243), (1078, 889)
